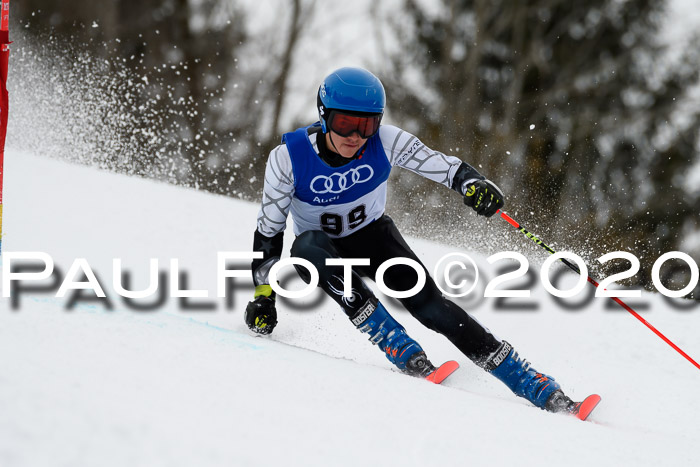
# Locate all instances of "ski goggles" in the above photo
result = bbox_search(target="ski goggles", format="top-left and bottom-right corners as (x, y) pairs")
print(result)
(327, 111), (382, 138)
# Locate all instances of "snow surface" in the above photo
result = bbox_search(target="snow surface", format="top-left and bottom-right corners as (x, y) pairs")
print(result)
(1, 151), (699, 467)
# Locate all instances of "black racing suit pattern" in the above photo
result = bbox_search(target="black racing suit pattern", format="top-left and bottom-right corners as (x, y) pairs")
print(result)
(288, 215), (501, 363)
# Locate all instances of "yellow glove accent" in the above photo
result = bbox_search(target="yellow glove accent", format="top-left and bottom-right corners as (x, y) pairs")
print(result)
(255, 317), (268, 329)
(254, 284), (274, 298)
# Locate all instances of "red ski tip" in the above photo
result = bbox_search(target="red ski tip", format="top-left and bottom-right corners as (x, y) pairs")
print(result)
(573, 394), (601, 421)
(426, 360), (459, 384)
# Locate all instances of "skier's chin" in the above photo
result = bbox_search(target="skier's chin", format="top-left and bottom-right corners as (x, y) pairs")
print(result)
(340, 144), (359, 157)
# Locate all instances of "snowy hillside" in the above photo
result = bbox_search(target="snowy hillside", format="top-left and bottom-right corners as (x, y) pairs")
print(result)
(1, 151), (699, 467)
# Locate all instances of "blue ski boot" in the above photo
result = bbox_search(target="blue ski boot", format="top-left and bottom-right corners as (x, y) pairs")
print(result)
(483, 341), (562, 410)
(349, 298), (435, 377)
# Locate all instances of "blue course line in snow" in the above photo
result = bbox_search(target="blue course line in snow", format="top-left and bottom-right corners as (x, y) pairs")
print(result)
(177, 315), (263, 350)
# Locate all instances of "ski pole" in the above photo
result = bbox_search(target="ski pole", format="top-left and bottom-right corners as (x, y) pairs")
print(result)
(498, 209), (700, 371)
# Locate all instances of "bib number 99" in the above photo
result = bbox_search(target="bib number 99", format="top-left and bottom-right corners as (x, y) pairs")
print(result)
(321, 205), (367, 235)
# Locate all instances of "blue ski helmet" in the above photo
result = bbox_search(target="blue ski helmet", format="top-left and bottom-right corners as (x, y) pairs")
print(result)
(317, 67), (385, 133)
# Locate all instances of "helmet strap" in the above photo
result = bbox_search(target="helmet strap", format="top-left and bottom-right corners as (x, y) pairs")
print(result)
(326, 131), (368, 159)
(327, 131), (341, 154)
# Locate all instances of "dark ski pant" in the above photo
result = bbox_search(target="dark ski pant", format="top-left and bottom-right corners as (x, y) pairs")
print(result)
(290, 215), (500, 364)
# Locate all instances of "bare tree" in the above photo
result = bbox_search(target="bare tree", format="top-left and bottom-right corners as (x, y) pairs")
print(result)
(380, 0), (700, 286)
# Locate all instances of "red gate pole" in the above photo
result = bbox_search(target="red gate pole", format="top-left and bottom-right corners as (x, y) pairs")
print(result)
(0, 0), (10, 254)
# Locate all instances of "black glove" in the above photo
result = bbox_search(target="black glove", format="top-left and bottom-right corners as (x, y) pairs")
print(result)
(245, 296), (278, 335)
(463, 179), (504, 218)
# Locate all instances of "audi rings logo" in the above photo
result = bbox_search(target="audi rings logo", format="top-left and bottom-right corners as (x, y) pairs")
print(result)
(310, 165), (374, 194)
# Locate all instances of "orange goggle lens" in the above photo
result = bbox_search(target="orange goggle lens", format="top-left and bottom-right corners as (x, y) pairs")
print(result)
(328, 112), (382, 138)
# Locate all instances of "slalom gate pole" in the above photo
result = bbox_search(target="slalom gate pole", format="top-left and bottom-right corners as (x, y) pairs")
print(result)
(0, 0), (10, 254)
(498, 209), (700, 371)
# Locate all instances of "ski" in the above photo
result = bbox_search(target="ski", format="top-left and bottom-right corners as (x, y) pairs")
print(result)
(425, 360), (459, 384)
(569, 394), (602, 421)
(265, 333), (460, 385)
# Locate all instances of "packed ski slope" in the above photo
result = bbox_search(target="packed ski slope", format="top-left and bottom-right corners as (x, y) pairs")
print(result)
(0, 151), (699, 467)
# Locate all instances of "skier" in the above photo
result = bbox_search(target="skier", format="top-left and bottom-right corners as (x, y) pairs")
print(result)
(246, 67), (582, 415)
